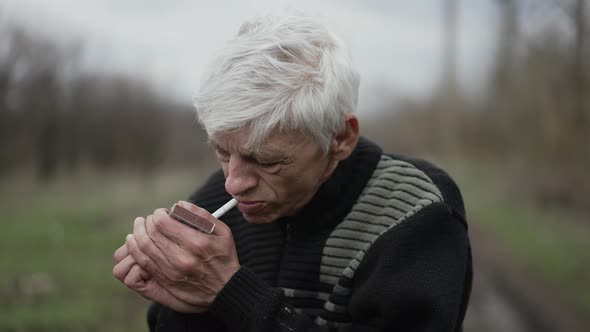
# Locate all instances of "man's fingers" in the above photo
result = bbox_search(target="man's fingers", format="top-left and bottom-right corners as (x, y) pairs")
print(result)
(113, 242), (129, 263)
(123, 264), (149, 288)
(151, 207), (208, 246)
(137, 264), (150, 279)
(127, 275), (207, 313)
(121, 264), (206, 314)
(131, 215), (201, 283)
(132, 216), (173, 268)
(113, 254), (137, 282)
(145, 211), (185, 258)
(125, 233), (161, 278)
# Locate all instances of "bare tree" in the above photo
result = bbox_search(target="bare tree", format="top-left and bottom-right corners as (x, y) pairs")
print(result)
(491, 0), (521, 103)
(572, 0), (588, 130)
(440, 0), (460, 97)
(0, 17), (212, 181)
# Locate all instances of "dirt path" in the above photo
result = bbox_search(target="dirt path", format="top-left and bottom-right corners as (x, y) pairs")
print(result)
(463, 224), (589, 332)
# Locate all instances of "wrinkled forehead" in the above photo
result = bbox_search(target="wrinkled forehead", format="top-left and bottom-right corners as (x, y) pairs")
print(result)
(209, 127), (313, 155)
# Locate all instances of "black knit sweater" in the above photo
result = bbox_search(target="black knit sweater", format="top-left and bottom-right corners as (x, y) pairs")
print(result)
(147, 137), (472, 331)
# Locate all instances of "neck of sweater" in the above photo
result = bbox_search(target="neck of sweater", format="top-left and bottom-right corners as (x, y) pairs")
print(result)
(276, 136), (382, 236)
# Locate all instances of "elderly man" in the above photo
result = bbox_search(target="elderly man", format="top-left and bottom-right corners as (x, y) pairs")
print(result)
(113, 15), (472, 331)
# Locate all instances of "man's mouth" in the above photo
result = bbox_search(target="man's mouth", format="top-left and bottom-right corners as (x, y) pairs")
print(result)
(237, 200), (266, 214)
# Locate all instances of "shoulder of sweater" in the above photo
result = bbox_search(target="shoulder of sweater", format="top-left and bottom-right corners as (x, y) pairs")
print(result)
(357, 201), (470, 277)
(383, 153), (467, 226)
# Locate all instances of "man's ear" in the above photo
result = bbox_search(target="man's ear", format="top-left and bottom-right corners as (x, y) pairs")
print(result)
(330, 113), (360, 161)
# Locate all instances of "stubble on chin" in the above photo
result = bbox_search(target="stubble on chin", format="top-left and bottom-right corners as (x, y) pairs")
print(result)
(241, 212), (276, 224)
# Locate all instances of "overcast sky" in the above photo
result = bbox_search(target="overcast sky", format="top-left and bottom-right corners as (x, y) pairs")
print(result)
(0, 0), (498, 114)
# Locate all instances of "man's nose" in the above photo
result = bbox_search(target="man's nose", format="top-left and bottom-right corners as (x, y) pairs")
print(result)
(224, 156), (258, 197)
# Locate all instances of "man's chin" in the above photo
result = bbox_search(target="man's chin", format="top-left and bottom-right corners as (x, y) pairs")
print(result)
(241, 212), (276, 224)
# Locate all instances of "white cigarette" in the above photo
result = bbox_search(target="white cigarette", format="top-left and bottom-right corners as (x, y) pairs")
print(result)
(212, 198), (238, 218)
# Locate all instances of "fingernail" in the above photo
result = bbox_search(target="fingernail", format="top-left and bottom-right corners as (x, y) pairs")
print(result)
(126, 234), (133, 241)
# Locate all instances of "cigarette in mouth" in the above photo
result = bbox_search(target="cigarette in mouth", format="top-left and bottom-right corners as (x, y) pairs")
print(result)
(168, 198), (238, 234)
(212, 198), (238, 218)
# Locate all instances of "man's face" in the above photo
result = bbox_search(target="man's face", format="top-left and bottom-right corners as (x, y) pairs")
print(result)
(211, 128), (333, 224)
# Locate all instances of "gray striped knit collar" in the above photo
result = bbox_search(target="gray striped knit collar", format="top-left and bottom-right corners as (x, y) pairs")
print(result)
(276, 136), (382, 235)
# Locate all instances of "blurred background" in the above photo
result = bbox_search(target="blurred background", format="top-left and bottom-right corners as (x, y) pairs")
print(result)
(0, 0), (588, 331)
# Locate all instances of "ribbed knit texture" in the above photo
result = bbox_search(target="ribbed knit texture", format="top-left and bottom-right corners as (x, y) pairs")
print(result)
(209, 267), (283, 331)
(147, 137), (472, 332)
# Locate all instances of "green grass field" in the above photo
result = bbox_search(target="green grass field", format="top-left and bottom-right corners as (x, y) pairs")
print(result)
(448, 162), (590, 316)
(0, 169), (208, 332)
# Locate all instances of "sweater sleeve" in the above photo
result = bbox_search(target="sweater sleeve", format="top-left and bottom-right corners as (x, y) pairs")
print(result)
(208, 202), (472, 332)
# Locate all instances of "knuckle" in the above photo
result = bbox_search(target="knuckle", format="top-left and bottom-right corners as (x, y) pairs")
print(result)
(137, 256), (160, 277)
(131, 264), (142, 274)
(178, 261), (194, 274)
(196, 238), (213, 253)
(175, 256), (195, 274)
(215, 221), (229, 233)
(152, 214), (166, 232)
(188, 240), (203, 252)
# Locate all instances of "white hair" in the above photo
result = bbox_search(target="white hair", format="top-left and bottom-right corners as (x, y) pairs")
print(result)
(193, 15), (360, 153)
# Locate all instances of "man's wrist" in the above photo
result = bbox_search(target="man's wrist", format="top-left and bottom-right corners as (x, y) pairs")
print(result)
(209, 267), (280, 330)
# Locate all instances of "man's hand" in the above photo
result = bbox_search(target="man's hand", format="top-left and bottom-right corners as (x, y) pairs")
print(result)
(113, 239), (205, 313)
(118, 201), (241, 311)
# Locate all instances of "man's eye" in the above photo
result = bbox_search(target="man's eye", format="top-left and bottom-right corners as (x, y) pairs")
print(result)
(257, 161), (280, 168)
(215, 149), (230, 160)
